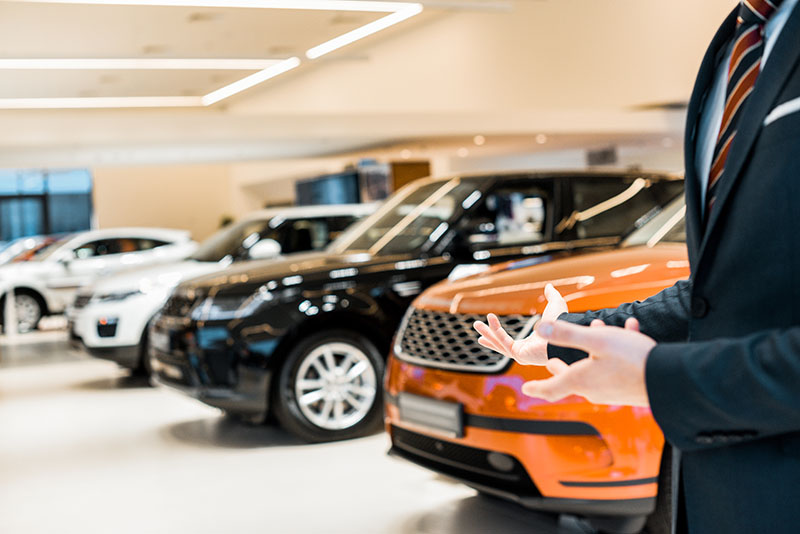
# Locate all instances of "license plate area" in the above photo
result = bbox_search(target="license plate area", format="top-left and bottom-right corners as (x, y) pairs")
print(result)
(398, 393), (464, 438)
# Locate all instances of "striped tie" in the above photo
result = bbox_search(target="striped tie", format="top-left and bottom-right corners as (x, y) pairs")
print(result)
(707, 0), (783, 216)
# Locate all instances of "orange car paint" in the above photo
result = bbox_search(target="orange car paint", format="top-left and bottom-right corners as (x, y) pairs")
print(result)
(385, 244), (689, 506)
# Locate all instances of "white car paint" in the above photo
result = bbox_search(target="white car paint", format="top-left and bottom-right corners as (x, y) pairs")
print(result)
(0, 227), (197, 322)
(69, 203), (377, 361)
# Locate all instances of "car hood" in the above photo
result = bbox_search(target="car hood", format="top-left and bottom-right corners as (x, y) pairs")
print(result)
(84, 260), (222, 295)
(413, 244), (690, 316)
(177, 250), (402, 293)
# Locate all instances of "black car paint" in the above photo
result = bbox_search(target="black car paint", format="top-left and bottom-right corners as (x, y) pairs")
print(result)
(150, 171), (682, 422)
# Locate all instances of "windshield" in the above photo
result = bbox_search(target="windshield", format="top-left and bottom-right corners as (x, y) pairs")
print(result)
(32, 234), (74, 260)
(621, 196), (686, 248)
(191, 216), (277, 263)
(330, 177), (483, 256)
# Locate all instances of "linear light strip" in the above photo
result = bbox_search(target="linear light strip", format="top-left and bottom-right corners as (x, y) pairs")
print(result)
(0, 58), (283, 70)
(0, 0), (424, 107)
(202, 57), (300, 105)
(10, 0), (411, 12)
(0, 96), (202, 109)
(306, 4), (423, 59)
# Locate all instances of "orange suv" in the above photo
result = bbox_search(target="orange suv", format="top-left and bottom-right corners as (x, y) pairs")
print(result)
(384, 197), (688, 533)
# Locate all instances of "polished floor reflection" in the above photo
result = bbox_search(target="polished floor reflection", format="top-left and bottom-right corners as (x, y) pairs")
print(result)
(0, 336), (594, 534)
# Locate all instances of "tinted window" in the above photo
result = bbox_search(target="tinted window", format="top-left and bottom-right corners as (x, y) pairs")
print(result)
(332, 178), (482, 256)
(191, 218), (277, 262)
(461, 183), (550, 249)
(73, 238), (139, 258)
(563, 177), (682, 239)
(137, 238), (169, 251)
(622, 197), (686, 247)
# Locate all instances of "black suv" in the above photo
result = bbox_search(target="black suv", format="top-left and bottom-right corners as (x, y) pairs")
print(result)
(150, 170), (682, 442)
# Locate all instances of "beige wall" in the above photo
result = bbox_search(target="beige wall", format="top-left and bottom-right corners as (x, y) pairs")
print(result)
(92, 164), (233, 241)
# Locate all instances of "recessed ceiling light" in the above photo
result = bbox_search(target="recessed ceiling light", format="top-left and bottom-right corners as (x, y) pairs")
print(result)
(457, 147), (469, 158)
(400, 149), (412, 159)
(473, 135), (485, 146)
(536, 134), (548, 145)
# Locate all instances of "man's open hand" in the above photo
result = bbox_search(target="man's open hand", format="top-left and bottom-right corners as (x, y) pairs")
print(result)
(523, 318), (656, 406)
(473, 283), (568, 366)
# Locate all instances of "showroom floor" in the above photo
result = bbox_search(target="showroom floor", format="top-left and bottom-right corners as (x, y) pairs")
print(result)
(0, 333), (595, 534)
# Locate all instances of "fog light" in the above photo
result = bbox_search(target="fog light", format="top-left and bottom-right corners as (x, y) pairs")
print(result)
(487, 451), (515, 473)
(97, 317), (118, 338)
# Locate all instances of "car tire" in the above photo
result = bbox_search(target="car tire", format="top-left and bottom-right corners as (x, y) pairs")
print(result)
(134, 320), (154, 381)
(273, 330), (384, 443)
(1, 290), (43, 333)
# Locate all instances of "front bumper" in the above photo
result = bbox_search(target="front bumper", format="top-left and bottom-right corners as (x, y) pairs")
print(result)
(68, 293), (158, 350)
(384, 355), (664, 511)
(148, 315), (274, 419)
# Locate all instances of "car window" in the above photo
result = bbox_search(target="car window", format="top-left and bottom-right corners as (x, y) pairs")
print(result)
(73, 238), (139, 258)
(136, 238), (169, 250)
(331, 178), (482, 256)
(281, 219), (325, 252)
(325, 215), (359, 242)
(562, 177), (683, 239)
(461, 183), (551, 250)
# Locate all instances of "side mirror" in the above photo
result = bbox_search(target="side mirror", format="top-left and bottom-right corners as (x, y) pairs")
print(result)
(57, 254), (73, 268)
(248, 239), (282, 260)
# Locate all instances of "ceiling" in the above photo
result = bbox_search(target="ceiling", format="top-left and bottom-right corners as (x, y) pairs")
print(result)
(0, 0), (736, 169)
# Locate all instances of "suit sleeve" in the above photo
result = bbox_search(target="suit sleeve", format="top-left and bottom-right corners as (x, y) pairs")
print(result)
(547, 279), (693, 364)
(647, 328), (800, 451)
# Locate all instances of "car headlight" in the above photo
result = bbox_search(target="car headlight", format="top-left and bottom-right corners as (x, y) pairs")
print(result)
(191, 286), (274, 321)
(94, 289), (144, 303)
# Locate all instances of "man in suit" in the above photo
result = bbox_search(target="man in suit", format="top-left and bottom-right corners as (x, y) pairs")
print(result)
(474, 1), (800, 532)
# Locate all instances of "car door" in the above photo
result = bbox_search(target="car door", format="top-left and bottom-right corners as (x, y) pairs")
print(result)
(50, 237), (142, 294)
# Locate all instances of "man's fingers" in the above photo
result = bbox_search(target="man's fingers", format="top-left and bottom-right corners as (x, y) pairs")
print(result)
(521, 372), (576, 402)
(487, 313), (515, 350)
(625, 317), (640, 332)
(590, 319), (605, 327)
(535, 320), (610, 356)
(544, 283), (561, 303)
(545, 357), (569, 376)
(477, 335), (506, 355)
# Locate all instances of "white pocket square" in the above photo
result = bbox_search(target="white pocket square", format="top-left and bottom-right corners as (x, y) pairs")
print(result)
(764, 96), (800, 126)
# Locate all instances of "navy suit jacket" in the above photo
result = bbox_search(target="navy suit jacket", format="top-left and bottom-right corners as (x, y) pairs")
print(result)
(550, 6), (800, 533)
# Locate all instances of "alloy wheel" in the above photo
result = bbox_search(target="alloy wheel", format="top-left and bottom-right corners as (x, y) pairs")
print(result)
(294, 341), (377, 431)
(14, 294), (41, 333)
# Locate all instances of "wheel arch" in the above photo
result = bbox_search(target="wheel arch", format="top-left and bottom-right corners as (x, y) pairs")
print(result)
(263, 308), (398, 417)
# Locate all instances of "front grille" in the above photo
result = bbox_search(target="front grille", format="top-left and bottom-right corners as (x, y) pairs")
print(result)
(395, 308), (533, 372)
(390, 426), (541, 497)
(161, 293), (198, 317)
(73, 294), (91, 310)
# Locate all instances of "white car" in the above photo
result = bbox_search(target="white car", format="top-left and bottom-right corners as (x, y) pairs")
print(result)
(0, 227), (197, 332)
(69, 203), (377, 375)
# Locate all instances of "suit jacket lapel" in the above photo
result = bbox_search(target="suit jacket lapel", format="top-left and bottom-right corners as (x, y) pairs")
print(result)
(684, 8), (738, 264)
(699, 5), (800, 259)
